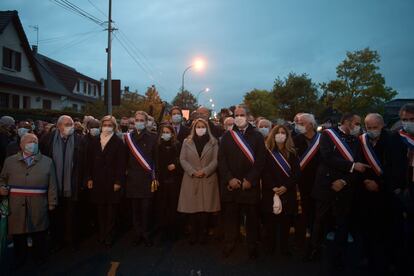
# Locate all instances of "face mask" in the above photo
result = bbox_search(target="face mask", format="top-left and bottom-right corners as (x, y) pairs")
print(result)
(161, 133), (172, 141)
(275, 133), (286, 144)
(402, 121), (414, 135)
(102, 127), (113, 135)
(234, 116), (247, 128)
(259, 127), (269, 137)
(63, 126), (74, 136)
(366, 129), (381, 139)
(31, 124), (36, 131)
(120, 125), (129, 133)
(89, 128), (100, 136)
(147, 121), (154, 128)
(350, 125), (361, 136)
(135, 122), (146, 131)
(195, 128), (207, 136)
(24, 142), (38, 155)
(17, 128), (29, 138)
(295, 124), (306, 134)
(172, 114), (182, 124)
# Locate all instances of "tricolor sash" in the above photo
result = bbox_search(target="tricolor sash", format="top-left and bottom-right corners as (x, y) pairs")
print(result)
(359, 133), (383, 176)
(269, 149), (291, 177)
(299, 133), (321, 170)
(324, 129), (354, 162)
(9, 185), (47, 197)
(124, 133), (155, 179)
(399, 129), (414, 149)
(229, 130), (255, 164)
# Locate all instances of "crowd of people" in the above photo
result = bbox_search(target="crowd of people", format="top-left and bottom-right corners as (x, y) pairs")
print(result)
(0, 103), (413, 275)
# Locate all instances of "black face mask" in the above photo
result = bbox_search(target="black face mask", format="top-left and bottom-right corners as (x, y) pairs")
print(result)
(121, 125), (128, 132)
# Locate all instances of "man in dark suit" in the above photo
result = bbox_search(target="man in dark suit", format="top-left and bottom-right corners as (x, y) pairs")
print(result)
(293, 113), (321, 252)
(218, 105), (265, 259)
(307, 113), (368, 269)
(40, 115), (85, 251)
(170, 106), (190, 143)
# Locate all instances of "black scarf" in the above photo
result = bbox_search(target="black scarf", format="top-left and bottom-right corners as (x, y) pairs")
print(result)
(193, 134), (209, 157)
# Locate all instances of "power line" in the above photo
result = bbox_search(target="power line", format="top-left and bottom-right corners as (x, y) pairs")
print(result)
(87, 0), (107, 17)
(48, 30), (104, 55)
(50, 0), (105, 26)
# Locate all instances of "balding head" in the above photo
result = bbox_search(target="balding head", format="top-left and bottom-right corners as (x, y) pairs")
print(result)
(365, 113), (384, 126)
(57, 115), (74, 137)
(20, 133), (38, 155)
(365, 113), (384, 139)
(197, 106), (210, 121)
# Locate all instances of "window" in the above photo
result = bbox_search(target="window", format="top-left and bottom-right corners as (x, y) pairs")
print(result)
(93, 85), (97, 96)
(42, 99), (51, 110)
(83, 81), (87, 93)
(88, 83), (91, 95)
(81, 105), (86, 112)
(76, 80), (80, 92)
(2, 47), (21, 71)
(72, 104), (78, 111)
(23, 96), (31, 109)
(12, 95), (19, 109)
(0, 93), (9, 108)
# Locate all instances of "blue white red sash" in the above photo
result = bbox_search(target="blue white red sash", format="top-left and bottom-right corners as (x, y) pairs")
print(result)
(9, 185), (47, 197)
(324, 129), (354, 162)
(124, 133), (154, 177)
(269, 149), (291, 177)
(299, 133), (320, 170)
(359, 133), (383, 176)
(399, 129), (414, 149)
(229, 130), (255, 164)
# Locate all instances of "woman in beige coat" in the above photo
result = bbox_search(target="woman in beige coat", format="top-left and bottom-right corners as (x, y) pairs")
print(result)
(177, 118), (220, 244)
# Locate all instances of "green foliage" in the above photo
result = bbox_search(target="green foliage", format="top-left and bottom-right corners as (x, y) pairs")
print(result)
(321, 48), (397, 114)
(272, 73), (321, 120)
(243, 89), (276, 119)
(171, 90), (198, 112)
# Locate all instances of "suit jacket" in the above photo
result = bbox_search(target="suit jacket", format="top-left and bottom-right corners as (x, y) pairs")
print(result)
(86, 134), (126, 204)
(311, 127), (362, 213)
(174, 124), (190, 144)
(218, 124), (266, 204)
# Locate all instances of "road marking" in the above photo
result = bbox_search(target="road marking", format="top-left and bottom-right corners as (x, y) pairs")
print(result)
(107, 261), (120, 276)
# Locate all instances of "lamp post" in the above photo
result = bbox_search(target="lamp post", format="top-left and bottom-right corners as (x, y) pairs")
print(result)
(196, 88), (210, 103)
(181, 58), (205, 93)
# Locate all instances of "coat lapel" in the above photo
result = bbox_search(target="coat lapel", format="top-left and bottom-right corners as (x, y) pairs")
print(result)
(200, 140), (213, 160)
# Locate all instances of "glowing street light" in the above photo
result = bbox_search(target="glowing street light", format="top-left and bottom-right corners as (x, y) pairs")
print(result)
(196, 87), (210, 103)
(181, 58), (206, 93)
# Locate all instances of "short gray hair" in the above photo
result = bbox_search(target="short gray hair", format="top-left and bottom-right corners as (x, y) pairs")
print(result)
(57, 115), (73, 126)
(135, 111), (148, 121)
(299, 113), (317, 129)
(258, 119), (271, 128)
(365, 113), (384, 125)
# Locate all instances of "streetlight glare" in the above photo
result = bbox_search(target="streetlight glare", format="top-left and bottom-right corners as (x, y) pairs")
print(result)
(194, 58), (205, 70)
(205, 87), (210, 92)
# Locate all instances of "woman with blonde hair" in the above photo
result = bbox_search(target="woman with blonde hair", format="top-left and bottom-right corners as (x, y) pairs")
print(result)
(178, 118), (220, 244)
(261, 124), (300, 256)
(86, 115), (126, 247)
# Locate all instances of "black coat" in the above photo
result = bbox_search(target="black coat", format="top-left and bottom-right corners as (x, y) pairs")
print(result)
(261, 149), (300, 215)
(293, 133), (321, 200)
(174, 124), (191, 144)
(125, 129), (157, 199)
(218, 124), (266, 204)
(311, 128), (362, 213)
(156, 140), (182, 184)
(86, 134), (126, 204)
(40, 129), (85, 201)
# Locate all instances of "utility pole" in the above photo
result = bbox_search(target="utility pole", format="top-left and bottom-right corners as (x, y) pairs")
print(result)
(29, 25), (39, 47)
(106, 0), (113, 115)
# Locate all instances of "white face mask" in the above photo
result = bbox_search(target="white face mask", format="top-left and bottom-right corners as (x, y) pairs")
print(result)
(171, 114), (182, 124)
(24, 142), (38, 155)
(63, 126), (74, 136)
(366, 129), (381, 139)
(259, 127), (269, 137)
(17, 128), (30, 138)
(135, 122), (146, 130)
(350, 125), (361, 136)
(101, 127), (113, 135)
(89, 128), (100, 136)
(161, 133), (172, 141)
(402, 121), (414, 135)
(234, 116), (247, 128)
(295, 124), (306, 134)
(195, 127), (207, 136)
(275, 133), (286, 144)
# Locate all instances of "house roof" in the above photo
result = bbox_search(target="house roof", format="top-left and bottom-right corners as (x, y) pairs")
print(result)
(0, 10), (100, 104)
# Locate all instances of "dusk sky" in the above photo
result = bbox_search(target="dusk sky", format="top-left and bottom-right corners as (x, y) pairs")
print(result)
(1, 0), (413, 110)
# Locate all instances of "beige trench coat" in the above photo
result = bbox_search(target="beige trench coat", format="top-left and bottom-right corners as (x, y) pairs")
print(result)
(0, 153), (57, 235)
(177, 137), (221, 213)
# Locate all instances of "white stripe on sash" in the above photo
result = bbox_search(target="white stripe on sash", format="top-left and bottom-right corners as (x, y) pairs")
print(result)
(359, 133), (383, 176)
(324, 129), (354, 162)
(299, 133), (320, 170)
(399, 129), (414, 148)
(229, 130), (255, 164)
(269, 149), (291, 177)
(124, 133), (152, 172)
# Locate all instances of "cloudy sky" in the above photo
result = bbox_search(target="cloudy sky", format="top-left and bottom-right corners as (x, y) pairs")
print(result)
(2, 0), (413, 110)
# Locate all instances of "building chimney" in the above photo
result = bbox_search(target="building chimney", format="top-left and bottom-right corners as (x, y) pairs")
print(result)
(32, 45), (38, 54)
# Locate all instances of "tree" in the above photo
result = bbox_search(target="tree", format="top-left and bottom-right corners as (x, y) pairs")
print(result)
(321, 48), (397, 114)
(84, 99), (107, 118)
(272, 73), (321, 121)
(171, 90), (198, 112)
(143, 85), (164, 120)
(243, 89), (277, 119)
(112, 90), (146, 118)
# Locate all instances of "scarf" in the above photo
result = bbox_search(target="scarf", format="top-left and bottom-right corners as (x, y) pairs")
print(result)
(52, 131), (74, 197)
(193, 134), (209, 157)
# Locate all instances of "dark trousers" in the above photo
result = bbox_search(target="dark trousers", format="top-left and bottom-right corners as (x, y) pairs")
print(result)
(262, 212), (290, 253)
(49, 197), (77, 247)
(223, 202), (259, 249)
(294, 198), (314, 249)
(157, 180), (180, 233)
(97, 203), (118, 243)
(13, 231), (47, 264)
(310, 200), (349, 259)
(188, 212), (209, 240)
(131, 198), (152, 240)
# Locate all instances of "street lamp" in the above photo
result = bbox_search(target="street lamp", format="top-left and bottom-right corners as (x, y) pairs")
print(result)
(181, 58), (205, 93)
(196, 87), (210, 103)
